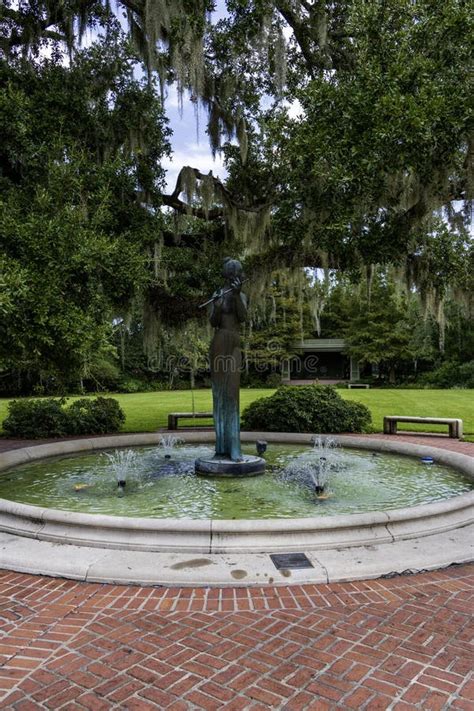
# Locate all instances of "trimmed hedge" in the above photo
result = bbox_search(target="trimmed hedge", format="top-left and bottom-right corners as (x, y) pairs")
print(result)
(241, 385), (372, 433)
(66, 398), (125, 435)
(2, 397), (125, 438)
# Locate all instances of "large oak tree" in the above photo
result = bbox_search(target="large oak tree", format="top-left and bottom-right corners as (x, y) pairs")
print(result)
(1, 1), (472, 390)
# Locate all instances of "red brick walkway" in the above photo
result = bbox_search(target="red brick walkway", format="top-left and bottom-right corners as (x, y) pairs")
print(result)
(0, 435), (473, 709)
(0, 567), (472, 710)
(353, 433), (474, 456)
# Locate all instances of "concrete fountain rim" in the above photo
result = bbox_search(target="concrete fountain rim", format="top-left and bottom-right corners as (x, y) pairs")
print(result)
(0, 431), (473, 532)
(0, 432), (472, 585)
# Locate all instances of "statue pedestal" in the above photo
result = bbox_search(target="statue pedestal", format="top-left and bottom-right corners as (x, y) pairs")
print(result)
(195, 455), (266, 477)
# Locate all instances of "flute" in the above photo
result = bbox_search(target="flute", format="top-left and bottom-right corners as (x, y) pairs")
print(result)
(198, 278), (249, 309)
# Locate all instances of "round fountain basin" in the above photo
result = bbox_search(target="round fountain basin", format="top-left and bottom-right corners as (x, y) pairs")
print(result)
(0, 444), (471, 519)
(0, 433), (472, 557)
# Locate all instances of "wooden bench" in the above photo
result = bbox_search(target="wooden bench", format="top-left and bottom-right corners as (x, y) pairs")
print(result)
(383, 416), (463, 439)
(348, 383), (370, 389)
(168, 412), (213, 430)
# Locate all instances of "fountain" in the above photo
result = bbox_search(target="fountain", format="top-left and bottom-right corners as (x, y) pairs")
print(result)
(157, 434), (183, 459)
(291, 459), (330, 496)
(310, 436), (335, 495)
(0, 268), (472, 583)
(195, 258), (265, 477)
(280, 436), (337, 497)
(104, 449), (138, 495)
(0, 430), (472, 588)
(2, 438), (471, 519)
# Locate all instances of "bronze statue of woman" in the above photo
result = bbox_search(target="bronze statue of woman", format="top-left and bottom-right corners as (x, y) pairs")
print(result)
(209, 258), (247, 461)
(195, 257), (265, 476)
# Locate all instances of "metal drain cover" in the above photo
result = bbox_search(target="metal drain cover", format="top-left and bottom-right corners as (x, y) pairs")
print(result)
(270, 553), (314, 570)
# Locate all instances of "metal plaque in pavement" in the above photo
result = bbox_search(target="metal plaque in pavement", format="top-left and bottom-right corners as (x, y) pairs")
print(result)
(270, 553), (314, 570)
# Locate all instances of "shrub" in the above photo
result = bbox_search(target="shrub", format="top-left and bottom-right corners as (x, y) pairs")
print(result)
(67, 397), (125, 435)
(241, 372), (267, 388)
(422, 360), (474, 389)
(2, 397), (125, 438)
(457, 361), (474, 388)
(118, 377), (150, 393)
(266, 372), (283, 388)
(84, 357), (122, 391)
(2, 398), (70, 438)
(241, 385), (372, 433)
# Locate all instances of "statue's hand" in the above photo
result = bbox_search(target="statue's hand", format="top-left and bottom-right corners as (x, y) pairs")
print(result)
(231, 278), (242, 293)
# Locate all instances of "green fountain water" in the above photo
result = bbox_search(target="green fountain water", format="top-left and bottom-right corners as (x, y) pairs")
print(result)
(0, 442), (471, 519)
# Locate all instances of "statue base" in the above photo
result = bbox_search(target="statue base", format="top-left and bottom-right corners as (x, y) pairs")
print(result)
(195, 455), (266, 477)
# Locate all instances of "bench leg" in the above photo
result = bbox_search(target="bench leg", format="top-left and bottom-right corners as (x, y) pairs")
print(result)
(449, 422), (462, 439)
(384, 419), (397, 435)
(168, 415), (177, 430)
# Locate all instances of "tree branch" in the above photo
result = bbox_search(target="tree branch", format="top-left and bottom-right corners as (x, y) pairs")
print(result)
(275, 1), (316, 78)
(161, 193), (223, 221)
(163, 165), (271, 218)
(119, 0), (144, 16)
(3, 4), (79, 49)
(299, 0), (313, 13)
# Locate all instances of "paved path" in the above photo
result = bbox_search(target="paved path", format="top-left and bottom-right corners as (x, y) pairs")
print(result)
(0, 435), (472, 709)
(0, 566), (472, 709)
(353, 433), (474, 456)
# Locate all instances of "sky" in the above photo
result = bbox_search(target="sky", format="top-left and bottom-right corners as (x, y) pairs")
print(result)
(161, 86), (227, 193)
(161, 0), (229, 193)
(160, 6), (305, 194)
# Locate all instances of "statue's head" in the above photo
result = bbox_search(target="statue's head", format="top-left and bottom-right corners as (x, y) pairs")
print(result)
(223, 257), (243, 280)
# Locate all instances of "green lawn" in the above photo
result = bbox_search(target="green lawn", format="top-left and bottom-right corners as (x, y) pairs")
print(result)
(0, 389), (270, 434)
(341, 389), (474, 439)
(0, 388), (473, 439)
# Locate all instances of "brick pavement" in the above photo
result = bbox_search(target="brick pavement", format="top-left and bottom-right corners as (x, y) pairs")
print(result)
(0, 435), (473, 709)
(0, 566), (472, 710)
(352, 433), (474, 456)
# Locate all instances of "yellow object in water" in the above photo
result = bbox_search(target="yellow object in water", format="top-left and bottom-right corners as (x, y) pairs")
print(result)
(74, 483), (91, 492)
(316, 493), (331, 500)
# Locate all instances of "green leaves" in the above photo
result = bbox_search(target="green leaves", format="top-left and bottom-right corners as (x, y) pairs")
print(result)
(2, 396), (125, 438)
(0, 35), (169, 389)
(241, 384), (372, 433)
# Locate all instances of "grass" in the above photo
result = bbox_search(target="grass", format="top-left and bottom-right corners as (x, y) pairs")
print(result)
(0, 389), (270, 435)
(0, 388), (473, 440)
(341, 388), (474, 439)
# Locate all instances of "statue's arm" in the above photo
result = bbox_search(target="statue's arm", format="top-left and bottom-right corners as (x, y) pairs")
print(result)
(209, 291), (222, 326)
(235, 292), (247, 323)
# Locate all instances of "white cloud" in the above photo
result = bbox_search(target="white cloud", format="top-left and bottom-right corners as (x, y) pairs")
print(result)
(286, 98), (304, 119)
(164, 84), (184, 111)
